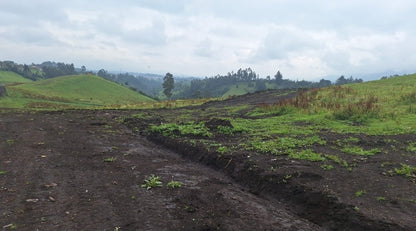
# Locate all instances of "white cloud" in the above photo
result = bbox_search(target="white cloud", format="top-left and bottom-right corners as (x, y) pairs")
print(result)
(1, 0), (416, 80)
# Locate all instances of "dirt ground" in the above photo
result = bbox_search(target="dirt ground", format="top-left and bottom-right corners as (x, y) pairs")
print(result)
(0, 90), (415, 230)
(0, 110), (319, 230)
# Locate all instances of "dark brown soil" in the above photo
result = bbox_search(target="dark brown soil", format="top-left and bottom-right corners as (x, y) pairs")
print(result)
(1, 89), (415, 230)
(0, 110), (319, 230)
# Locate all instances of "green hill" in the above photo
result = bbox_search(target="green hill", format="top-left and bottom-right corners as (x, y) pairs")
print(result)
(0, 74), (155, 109)
(0, 71), (32, 84)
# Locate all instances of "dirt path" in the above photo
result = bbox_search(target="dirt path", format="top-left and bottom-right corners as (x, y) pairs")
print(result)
(0, 111), (320, 230)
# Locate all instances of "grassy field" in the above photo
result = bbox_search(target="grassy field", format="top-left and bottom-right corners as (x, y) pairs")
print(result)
(0, 74), (155, 109)
(136, 73), (416, 167)
(0, 71), (33, 84)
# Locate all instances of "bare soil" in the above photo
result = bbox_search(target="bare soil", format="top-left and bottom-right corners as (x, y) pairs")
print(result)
(0, 110), (318, 230)
(1, 89), (415, 230)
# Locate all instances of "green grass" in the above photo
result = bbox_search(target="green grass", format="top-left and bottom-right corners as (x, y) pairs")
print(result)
(341, 145), (381, 156)
(222, 82), (255, 97)
(151, 122), (213, 138)
(1, 74), (155, 109)
(288, 149), (326, 162)
(0, 71), (32, 84)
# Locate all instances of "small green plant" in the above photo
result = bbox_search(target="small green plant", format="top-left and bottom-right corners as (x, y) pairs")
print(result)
(217, 146), (228, 154)
(167, 181), (183, 189)
(282, 174), (292, 183)
(320, 164), (334, 170)
(355, 190), (366, 197)
(394, 164), (416, 178)
(353, 206), (360, 212)
(377, 196), (386, 201)
(6, 139), (14, 145)
(0, 171), (6, 175)
(141, 174), (163, 190)
(103, 157), (116, 162)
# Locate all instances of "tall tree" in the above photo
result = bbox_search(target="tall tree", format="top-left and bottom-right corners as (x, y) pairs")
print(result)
(274, 70), (283, 83)
(163, 72), (174, 99)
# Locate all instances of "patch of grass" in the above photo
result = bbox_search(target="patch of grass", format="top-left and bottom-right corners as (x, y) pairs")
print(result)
(0, 71), (32, 84)
(141, 174), (163, 190)
(6, 139), (14, 145)
(246, 135), (326, 156)
(1, 74), (155, 109)
(407, 142), (416, 152)
(0, 171), (7, 175)
(167, 181), (183, 189)
(341, 145), (381, 156)
(289, 149), (326, 162)
(325, 154), (349, 168)
(394, 164), (416, 178)
(320, 164), (334, 170)
(399, 92), (416, 104)
(217, 125), (247, 135)
(151, 122), (213, 138)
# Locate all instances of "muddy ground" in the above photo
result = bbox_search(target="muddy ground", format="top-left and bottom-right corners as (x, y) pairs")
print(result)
(0, 110), (318, 230)
(0, 90), (415, 230)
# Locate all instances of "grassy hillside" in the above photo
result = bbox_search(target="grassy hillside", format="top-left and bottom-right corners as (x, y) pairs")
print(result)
(0, 74), (155, 109)
(129, 74), (416, 229)
(0, 71), (32, 84)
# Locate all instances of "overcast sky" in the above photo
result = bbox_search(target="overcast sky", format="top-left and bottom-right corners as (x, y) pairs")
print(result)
(1, 0), (416, 80)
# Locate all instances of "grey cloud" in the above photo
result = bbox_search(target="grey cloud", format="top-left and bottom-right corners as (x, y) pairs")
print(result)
(194, 39), (214, 57)
(122, 20), (167, 46)
(253, 27), (323, 61)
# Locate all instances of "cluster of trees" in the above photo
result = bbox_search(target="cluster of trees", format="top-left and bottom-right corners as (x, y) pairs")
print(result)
(0, 60), (77, 80)
(40, 61), (76, 78)
(335, 75), (363, 85)
(0, 61), (44, 80)
(173, 68), (334, 99)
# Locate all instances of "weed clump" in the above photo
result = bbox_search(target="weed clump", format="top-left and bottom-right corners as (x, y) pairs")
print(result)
(141, 174), (163, 190)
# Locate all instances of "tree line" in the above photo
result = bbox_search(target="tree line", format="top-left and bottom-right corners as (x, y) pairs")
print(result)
(171, 68), (362, 99)
(0, 60), (77, 80)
